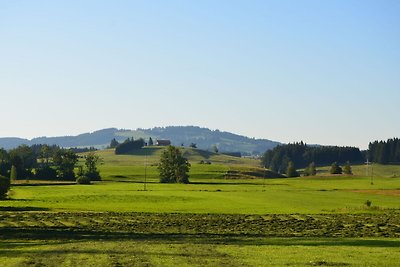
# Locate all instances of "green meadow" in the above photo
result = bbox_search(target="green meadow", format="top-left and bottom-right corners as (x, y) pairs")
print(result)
(1, 147), (400, 266)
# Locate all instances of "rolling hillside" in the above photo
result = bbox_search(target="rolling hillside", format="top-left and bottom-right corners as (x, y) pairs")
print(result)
(89, 147), (283, 181)
(0, 126), (280, 155)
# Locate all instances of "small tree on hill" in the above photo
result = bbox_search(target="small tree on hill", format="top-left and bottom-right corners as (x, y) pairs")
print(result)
(286, 161), (299, 177)
(84, 152), (102, 181)
(304, 162), (317, 176)
(212, 145), (219, 153)
(343, 161), (352, 175)
(330, 162), (342, 174)
(148, 137), (154, 146)
(158, 146), (190, 183)
(189, 143), (197, 149)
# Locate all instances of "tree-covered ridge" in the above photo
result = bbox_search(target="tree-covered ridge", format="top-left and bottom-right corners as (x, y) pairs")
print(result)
(261, 142), (364, 173)
(140, 126), (279, 155)
(368, 138), (400, 164)
(0, 126), (279, 156)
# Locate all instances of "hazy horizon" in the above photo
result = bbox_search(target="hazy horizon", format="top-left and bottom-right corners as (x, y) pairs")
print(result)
(1, 1), (399, 149)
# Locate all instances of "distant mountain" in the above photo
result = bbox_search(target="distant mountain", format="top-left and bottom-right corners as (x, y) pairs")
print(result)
(0, 126), (280, 155)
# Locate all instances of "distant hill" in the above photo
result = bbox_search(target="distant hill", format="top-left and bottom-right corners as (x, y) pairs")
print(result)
(0, 126), (280, 155)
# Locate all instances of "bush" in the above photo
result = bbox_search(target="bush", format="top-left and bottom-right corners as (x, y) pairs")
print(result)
(86, 170), (101, 181)
(330, 162), (342, 174)
(76, 176), (91, 185)
(0, 175), (10, 199)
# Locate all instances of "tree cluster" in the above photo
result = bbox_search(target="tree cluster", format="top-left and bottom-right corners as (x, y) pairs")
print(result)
(0, 144), (101, 182)
(368, 138), (400, 164)
(115, 138), (145, 154)
(262, 142), (363, 174)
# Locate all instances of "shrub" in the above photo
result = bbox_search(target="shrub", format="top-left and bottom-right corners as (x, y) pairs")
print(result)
(365, 200), (372, 207)
(76, 176), (91, 185)
(343, 161), (353, 175)
(330, 162), (342, 174)
(0, 175), (10, 199)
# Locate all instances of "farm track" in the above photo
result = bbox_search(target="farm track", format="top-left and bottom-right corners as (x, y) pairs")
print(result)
(0, 212), (399, 240)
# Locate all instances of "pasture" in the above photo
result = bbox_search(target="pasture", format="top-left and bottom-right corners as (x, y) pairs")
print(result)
(1, 148), (399, 266)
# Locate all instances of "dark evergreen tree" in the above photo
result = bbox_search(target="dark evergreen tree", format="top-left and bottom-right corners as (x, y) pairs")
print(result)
(368, 138), (400, 164)
(148, 137), (154, 146)
(262, 142), (363, 171)
(0, 175), (10, 199)
(109, 138), (119, 149)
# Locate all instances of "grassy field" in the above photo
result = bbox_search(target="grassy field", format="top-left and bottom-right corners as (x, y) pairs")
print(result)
(1, 148), (400, 266)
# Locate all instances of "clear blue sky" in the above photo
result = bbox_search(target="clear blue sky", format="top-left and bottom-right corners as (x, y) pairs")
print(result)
(1, 0), (399, 149)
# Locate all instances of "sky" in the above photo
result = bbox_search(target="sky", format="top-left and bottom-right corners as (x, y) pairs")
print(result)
(0, 0), (399, 149)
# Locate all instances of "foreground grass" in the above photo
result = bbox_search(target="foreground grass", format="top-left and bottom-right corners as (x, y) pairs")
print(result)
(1, 211), (399, 267)
(1, 237), (399, 267)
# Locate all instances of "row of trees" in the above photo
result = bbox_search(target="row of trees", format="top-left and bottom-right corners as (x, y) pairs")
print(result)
(368, 138), (400, 164)
(114, 138), (146, 154)
(0, 144), (101, 182)
(262, 142), (363, 174)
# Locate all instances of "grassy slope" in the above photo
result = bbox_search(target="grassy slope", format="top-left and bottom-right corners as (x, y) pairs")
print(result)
(92, 147), (269, 182)
(2, 148), (399, 214)
(1, 238), (399, 267)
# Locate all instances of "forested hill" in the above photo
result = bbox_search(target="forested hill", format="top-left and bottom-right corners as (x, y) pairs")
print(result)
(0, 126), (280, 155)
(138, 126), (280, 155)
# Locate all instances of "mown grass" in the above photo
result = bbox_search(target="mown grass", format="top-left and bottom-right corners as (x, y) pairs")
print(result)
(1, 237), (399, 267)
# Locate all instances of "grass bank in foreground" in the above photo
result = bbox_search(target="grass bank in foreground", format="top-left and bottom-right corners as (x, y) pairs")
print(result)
(1, 237), (399, 267)
(0, 211), (399, 267)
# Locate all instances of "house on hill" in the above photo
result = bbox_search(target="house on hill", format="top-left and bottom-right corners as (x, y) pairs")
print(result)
(156, 139), (171, 146)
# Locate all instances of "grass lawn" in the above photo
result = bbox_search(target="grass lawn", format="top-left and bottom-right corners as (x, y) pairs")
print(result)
(2, 175), (399, 214)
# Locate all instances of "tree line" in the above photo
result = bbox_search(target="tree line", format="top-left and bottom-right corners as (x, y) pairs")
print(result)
(368, 138), (400, 164)
(114, 138), (146, 154)
(0, 144), (101, 182)
(261, 142), (364, 174)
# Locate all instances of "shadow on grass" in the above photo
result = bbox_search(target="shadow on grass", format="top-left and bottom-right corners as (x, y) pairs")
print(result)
(1, 227), (399, 248)
(124, 147), (160, 156)
(13, 182), (76, 187)
(0, 207), (49, 211)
